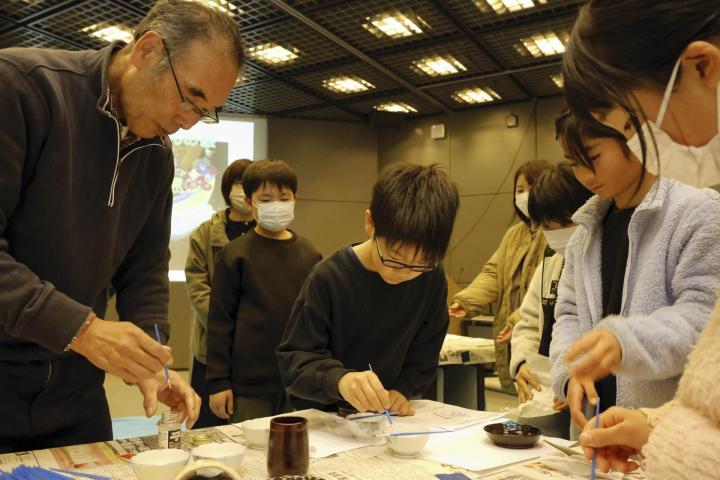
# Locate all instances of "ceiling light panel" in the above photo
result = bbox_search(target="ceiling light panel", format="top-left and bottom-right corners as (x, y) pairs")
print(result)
(551, 73), (564, 88)
(192, 0), (240, 16)
(81, 24), (133, 43)
(515, 30), (569, 58)
(362, 10), (429, 39)
(374, 101), (418, 113)
(452, 86), (502, 104)
(248, 43), (299, 65)
(475, 0), (548, 15)
(412, 54), (467, 77)
(323, 75), (375, 94)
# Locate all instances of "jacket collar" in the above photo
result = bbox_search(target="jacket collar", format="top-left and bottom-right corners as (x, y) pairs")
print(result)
(209, 209), (230, 248)
(572, 177), (669, 230)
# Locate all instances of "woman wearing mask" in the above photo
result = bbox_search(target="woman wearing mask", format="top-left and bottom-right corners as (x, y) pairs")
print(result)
(185, 159), (256, 428)
(449, 160), (550, 393)
(510, 164), (592, 438)
(559, 2), (720, 478)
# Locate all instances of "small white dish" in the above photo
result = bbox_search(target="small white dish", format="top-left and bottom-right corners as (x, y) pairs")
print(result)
(242, 417), (270, 450)
(191, 442), (246, 476)
(130, 448), (189, 480)
(346, 413), (390, 444)
(386, 423), (430, 458)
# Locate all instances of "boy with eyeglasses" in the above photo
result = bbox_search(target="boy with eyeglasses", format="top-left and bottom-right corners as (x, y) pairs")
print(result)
(276, 163), (460, 415)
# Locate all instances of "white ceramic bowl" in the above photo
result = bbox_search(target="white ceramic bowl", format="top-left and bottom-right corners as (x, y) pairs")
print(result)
(386, 423), (430, 458)
(191, 442), (246, 476)
(346, 413), (390, 442)
(242, 417), (270, 450)
(130, 448), (190, 480)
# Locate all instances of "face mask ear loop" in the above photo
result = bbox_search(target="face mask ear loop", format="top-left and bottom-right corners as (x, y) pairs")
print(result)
(656, 59), (682, 128)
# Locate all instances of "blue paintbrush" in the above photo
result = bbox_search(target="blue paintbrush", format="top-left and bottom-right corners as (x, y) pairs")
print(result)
(154, 324), (172, 390)
(590, 397), (601, 480)
(368, 363), (394, 433)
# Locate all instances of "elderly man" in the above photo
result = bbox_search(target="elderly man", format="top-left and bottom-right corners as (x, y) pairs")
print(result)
(0, 0), (243, 451)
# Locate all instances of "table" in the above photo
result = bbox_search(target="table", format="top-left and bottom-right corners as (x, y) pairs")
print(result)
(430, 335), (495, 411)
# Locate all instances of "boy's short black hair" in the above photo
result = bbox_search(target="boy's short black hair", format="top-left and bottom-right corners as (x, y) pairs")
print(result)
(555, 109), (630, 171)
(242, 159), (298, 198)
(370, 163), (459, 266)
(528, 163), (593, 227)
(221, 158), (252, 206)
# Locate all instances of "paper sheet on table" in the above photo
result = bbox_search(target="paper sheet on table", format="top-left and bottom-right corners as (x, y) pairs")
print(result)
(397, 400), (504, 431)
(419, 422), (557, 472)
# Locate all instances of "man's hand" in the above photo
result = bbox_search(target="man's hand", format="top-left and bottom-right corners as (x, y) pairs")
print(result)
(578, 407), (650, 473)
(567, 376), (598, 429)
(137, 370), (201, 428)
(448, 303), (467, 319)
(209, 389), (234, 420)
(338, 371), (390, 413)
(565, 328), (622, 381)
(388, 390), (414, 416)
(71, 318), (173, 382)
(516, 363), (541, 404)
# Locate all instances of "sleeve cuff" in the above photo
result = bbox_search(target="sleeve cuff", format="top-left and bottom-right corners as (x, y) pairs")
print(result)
(208, 378), (232, 395)
(322, 367), (352, 403)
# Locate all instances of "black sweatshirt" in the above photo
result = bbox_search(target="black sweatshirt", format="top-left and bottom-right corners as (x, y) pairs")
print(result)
(276, 246), (449, 411)
(0, 43), (173, 360)
(206, 230), (321, 395)
(597, 205), (636, 411)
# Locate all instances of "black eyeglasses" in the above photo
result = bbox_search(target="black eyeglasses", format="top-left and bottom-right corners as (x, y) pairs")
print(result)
(161, 39), (220, 124)
(374, 238), (436, 273)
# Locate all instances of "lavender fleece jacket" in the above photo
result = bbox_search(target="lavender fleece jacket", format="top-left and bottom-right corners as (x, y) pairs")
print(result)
(550, 177), (720, 413)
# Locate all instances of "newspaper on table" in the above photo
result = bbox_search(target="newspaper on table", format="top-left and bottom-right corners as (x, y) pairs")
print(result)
(440, 334), (495, 365)
(398, 400), (504, 431)
(478, 454), (647, 480)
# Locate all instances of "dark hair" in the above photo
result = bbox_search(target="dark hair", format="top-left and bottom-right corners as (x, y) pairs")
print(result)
(135, 0), (245, 71)
(370, 163), (459, 266)
(242, 159), (298, 198)
(528, 163), (593, 227)
(220, 158), (252, 206)
(563, 1), (720, 167)
(555, 110), (631, 171)
(513, 160), (552, 224)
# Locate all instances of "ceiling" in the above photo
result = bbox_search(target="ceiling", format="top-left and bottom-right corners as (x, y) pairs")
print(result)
(0, 0), (582, 123)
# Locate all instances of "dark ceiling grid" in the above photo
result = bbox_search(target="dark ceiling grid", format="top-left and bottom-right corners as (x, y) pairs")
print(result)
(0, 0), (582, 122)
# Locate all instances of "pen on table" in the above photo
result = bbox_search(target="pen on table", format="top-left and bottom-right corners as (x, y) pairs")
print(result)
(368, 363), (394, 433)
(590, 397), (601, 480)
(154, 323), (172, 390)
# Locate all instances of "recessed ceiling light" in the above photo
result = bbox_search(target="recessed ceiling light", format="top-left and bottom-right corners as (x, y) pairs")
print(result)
(192, 0), (240, 16)
(412, 55), (467, 77)
(374, 102), (418, 113)
(362, 10), (428, 38)
(515, 30), (569, 58)
(248, 43), (299, 65)
(452, 87), (502, 104)
(323, 75), (375, 94)
(551, 73), (564, 88)
(475, 0), (548, 15)
(81, 24), (133, 43)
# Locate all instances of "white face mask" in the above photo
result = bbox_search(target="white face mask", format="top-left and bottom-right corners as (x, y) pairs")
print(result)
(542, 226), (577, 255)
(229, 184), (252, 215)
(626, 58), (720, 188)
(254, 201), (295, 232)
(515, 192), (530, 218)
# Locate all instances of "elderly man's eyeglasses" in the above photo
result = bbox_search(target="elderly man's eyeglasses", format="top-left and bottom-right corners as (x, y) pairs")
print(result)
(374, 238), (436, 272)
(161, 39), (220, 124)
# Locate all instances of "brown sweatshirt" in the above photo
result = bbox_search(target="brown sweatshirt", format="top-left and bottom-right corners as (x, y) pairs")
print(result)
(0, 43), (174, 360)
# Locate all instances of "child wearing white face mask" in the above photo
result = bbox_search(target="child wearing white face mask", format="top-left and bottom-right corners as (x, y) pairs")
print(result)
(510, 164), (592, 439)
(449, 160), (551, 393)
(551, 111), (720, 439)
(206, 159), (321, 422)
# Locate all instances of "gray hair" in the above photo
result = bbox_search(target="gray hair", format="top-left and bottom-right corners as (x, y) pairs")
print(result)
(134, 0), (245, 73)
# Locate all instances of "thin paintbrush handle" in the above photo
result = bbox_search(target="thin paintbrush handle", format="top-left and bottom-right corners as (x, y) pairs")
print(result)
(590, 398), (601, 480)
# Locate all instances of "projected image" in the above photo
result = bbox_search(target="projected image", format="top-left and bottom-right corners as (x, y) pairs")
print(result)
(170, 138), (228, 241)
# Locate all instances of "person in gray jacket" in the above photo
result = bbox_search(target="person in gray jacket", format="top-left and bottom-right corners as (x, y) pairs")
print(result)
(551, 111), (720, 432)
(0, 0), (243, 451)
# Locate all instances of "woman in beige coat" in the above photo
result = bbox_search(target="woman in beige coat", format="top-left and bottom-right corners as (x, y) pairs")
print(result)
(449, 160), (550, 392)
